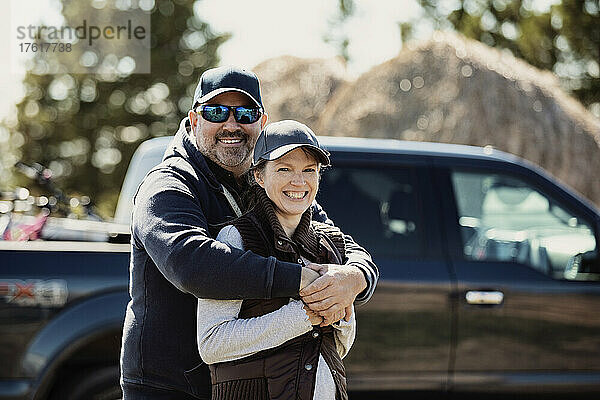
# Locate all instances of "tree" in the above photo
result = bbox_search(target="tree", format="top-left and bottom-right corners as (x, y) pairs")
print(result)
(409, 0), (599, 112)
(557, 0), (600, 107)
(324, 0), (355, 62)
(3, 0), (227, 217)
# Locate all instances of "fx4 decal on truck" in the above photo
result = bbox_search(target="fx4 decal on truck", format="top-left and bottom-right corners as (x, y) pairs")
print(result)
(0, 279), (68, 307)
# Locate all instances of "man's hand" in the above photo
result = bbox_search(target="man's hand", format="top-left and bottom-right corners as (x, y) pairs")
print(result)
(299, 263), (367, 326)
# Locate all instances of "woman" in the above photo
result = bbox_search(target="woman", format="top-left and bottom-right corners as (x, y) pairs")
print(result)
(196, 120), (356, 400)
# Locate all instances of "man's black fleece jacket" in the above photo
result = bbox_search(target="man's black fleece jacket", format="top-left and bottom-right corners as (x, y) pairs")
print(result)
(120, 118), (378, 396)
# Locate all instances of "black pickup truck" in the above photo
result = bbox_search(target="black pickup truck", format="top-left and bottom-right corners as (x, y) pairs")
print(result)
(1, 136), (600, 400)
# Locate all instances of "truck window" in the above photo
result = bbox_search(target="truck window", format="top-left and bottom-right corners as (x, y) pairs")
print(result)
(451, 171), (599, 281)
(317, 166), (423, 257)
(114, 137), (172, 224)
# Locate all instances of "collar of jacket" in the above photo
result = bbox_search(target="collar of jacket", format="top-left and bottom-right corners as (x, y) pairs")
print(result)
(162, 117), (222, 191)
(205, 157), (243, 195)
(251, 186), (321, 259)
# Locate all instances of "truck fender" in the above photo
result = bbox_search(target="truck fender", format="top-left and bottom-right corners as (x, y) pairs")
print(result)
(22, 291), (129, 395)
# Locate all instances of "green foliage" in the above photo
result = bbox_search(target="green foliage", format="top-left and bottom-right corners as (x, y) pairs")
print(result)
(558, 0), (600, 106)
(4, 0), (227, 218)
(411, 0), (599, 109)
(324, 0), (355, 62)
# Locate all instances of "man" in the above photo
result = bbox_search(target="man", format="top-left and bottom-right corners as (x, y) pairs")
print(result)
(120, 66), (378, 399)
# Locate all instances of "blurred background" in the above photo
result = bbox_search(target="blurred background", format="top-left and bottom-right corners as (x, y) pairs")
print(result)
(1, 0), (599, 219)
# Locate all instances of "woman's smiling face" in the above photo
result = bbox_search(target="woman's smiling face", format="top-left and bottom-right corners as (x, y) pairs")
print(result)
(255, 147), (320, 219)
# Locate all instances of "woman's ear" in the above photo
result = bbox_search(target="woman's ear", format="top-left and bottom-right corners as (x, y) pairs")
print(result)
(254, 169), (265, 188)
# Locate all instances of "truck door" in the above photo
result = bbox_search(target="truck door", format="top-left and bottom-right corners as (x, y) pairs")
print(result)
(438, 165), (600, 393)
(318, 152), (453, 393)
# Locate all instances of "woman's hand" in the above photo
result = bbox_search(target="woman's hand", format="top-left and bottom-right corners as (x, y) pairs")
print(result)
(303, 304), (324, 326)
(299, 266), (321, 290)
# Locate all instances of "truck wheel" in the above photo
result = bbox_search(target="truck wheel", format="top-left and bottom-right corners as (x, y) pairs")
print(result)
(50, 366), (122, 400)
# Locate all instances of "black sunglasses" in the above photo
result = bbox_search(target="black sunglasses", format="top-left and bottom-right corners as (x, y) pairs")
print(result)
(197, 104), (262, 124)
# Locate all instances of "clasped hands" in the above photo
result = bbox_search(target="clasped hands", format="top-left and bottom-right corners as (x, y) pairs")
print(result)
(299, 263), (366, 327)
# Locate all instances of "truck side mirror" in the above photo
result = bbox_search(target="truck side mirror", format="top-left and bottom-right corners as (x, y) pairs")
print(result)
(564, 250), (600, 281)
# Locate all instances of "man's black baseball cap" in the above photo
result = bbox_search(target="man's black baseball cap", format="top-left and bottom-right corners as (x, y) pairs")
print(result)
(192, 66), (263, 109)
(253, 120), (330, 166)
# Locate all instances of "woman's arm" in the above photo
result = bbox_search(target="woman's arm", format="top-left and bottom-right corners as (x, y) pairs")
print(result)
(197, 297), (312, 364)
(196, 225), (313, 364)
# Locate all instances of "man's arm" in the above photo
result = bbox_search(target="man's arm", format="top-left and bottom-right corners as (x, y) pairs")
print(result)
(310, 201), (379, 304)
(132, 168), (301, 299)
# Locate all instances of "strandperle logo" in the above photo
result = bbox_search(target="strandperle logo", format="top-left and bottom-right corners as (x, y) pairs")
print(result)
(16, 20), (147, 46)
(9, 0), (151, 74)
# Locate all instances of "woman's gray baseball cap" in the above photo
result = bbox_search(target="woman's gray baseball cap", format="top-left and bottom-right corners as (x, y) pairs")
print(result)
(253, 120), (330, 166)
(193, 66), (263, 109)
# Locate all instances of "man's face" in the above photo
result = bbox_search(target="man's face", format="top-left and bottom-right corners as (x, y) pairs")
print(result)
(189, 91), (267, 176)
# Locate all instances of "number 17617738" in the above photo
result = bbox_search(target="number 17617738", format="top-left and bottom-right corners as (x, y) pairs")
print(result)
(19, 42), (72, 52)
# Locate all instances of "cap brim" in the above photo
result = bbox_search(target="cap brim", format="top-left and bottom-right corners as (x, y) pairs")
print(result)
(195, 88), (262, 109)
(262, 143), (330, 166)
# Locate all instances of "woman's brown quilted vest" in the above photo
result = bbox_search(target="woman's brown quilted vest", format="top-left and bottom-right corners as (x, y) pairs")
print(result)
(208, 187), (347, 400)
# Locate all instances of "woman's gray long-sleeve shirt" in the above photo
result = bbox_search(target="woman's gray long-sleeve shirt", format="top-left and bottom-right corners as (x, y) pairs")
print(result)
(197, 225), (356, 400)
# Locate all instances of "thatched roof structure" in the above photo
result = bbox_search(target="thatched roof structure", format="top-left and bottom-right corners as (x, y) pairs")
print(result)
(253, 55), (348, 128)
(254, 33), (600, 206)
(322, 32), (600, 206)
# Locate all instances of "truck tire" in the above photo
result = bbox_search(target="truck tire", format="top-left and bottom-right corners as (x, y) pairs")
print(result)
(50, 366), (122, 400)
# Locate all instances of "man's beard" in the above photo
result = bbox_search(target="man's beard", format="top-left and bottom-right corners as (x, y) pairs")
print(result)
(199, 130), (254, 169)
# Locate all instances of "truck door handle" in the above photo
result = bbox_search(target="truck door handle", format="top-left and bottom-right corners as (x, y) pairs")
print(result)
(465, 291), (504, 305)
